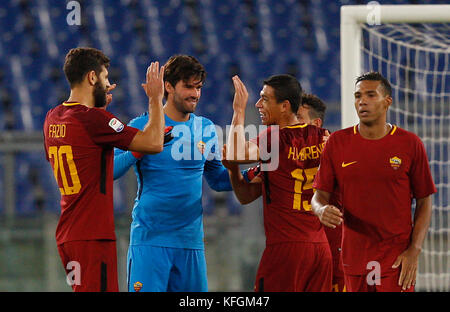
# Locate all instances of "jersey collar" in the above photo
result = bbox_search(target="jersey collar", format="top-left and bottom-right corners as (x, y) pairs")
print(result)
(353, 124), (397, 136)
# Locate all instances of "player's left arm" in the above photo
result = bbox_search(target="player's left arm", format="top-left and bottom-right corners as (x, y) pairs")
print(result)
(392, 195), (432, 291)
(204, 159), (261, 191)
(113, 116), (146, 180)
(204, 159), (232, 192)
(392, 135), (437, 290)
(114, 147), (140, 180)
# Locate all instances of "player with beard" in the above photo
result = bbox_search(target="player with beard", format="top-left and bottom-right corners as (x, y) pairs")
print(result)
(113, 54), (232, 292)
(43, 47), (165, 291)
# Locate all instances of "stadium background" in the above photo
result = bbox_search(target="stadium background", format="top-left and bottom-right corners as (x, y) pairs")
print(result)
(0, 0), (447, 291)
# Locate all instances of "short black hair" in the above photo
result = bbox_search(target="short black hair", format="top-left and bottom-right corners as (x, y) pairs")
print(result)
(301, 93), (326, 123)
(163, 55), (206, 99)
(263, 74), (302, 114)
(355, 71), (392, 96)
(63, 47), (110, 88)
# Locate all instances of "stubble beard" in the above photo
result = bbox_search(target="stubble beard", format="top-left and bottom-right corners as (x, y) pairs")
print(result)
(173, 93), (197, 115)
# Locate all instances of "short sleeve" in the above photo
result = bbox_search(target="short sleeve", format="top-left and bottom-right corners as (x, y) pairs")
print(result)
(82, 108), (138, 150)
(409, 135), (437, 199)
(312, 134), (337, 193)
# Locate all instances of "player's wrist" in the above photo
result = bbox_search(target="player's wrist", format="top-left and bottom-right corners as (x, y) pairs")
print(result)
(148, 96), (163, 105)
(407, 244), (422, 255)
(315, 205), (326, 219)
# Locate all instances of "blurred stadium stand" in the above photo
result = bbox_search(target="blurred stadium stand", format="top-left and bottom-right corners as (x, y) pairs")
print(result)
(0, 0), (447, 218)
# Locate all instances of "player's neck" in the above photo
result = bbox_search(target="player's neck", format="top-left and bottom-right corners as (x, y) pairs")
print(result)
(164, 101), (190, 122)
(278, 114), (299, 128)
(67, 88), (95, 108)
(358, 120), (392, 140)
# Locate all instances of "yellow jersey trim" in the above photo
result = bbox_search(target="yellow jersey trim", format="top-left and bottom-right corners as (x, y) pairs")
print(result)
(354, 124), (397, 135)
(63, 102), (81, 106)
(390, 125), (397, 135)
(285, 123), (308, 129)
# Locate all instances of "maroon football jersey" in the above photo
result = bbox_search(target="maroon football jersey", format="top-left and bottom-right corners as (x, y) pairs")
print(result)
(313, 125), (437, 274)
(256, 124), (328, 245)
(43, 102), (138, 245)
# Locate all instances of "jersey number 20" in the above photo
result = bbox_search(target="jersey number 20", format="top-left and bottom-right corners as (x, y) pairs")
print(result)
(48, 145), (81, 195)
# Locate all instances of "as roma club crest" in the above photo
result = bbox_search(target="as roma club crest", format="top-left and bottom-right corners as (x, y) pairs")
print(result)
(197, 141), (206, 155)
(389, 156), (402, 170)
(133, 281), (143, 292)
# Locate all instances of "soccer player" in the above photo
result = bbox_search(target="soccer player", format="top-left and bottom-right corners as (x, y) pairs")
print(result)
(242, 93), (345, 292)
(296, 93), (326, 127)
(43, 47), (166, 292)
(298, 94), (345, 292)
(223, 75), (332, 292)
(311, 71), (436, 292)
(113, 55), (232, 292)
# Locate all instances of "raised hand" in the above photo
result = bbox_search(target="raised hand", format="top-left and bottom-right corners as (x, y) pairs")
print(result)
(232, 75), (249, 113)
(142, 61), (165, 102)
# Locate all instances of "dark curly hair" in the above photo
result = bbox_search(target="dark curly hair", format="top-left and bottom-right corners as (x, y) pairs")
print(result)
(63, 47), (110, 88)
(301, 93), (327, 123)
(163, 55), (206, 99)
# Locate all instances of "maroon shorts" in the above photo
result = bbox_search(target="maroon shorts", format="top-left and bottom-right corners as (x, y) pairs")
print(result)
(331, 246), (346, 292)
(57, 240), (119, 292)
(254, 241), (332, 292)
(345, 269), (415, 292)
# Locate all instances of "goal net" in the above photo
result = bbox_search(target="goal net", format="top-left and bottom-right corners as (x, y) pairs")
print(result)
(341, 5), (449, 292)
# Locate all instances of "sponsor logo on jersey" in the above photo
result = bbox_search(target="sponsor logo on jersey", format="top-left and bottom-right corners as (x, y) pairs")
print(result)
(108, 118), (124, 132)
(133, 281), (143, 292)
(390, 156), (402, 170)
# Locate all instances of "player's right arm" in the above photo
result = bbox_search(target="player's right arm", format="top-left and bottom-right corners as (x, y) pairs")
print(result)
(311, 190), (343, 229)
(311, 132), (342, 228)
(128, 62), (165, 154)
(226, 75), (259, 164)
(222, 144), (262, 204)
